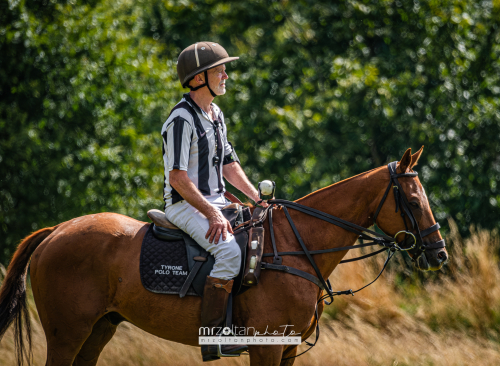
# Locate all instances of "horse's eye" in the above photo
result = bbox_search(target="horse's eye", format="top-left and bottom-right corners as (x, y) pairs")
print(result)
(410, 202), (420, 209)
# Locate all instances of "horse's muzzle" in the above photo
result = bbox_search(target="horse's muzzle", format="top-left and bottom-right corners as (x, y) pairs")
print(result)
(416, 247), (448, 271)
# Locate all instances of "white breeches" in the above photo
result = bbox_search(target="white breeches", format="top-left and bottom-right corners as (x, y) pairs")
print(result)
(165, 194), (241, 280)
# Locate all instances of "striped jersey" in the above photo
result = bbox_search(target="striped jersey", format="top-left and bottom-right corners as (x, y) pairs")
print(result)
(161, 93), (239, 208)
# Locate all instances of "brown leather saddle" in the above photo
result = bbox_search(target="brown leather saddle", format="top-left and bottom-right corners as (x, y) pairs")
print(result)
(144, 196), (266, 298)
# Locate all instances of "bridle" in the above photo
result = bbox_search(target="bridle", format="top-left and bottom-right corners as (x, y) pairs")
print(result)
(235, 161), (446, 359)
(372, 161), (446, 264)
(252, 161), (446, 294)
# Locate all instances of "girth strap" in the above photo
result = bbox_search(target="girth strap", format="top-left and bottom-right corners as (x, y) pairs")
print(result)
(179, 251), (209, 298)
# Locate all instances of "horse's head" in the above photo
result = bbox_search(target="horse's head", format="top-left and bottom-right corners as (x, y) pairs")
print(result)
(374, 147), (448, 271)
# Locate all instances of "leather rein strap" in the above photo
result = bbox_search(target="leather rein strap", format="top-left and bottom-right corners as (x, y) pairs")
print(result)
(262, 201), (397, 303)
(261, 162), (446, 293)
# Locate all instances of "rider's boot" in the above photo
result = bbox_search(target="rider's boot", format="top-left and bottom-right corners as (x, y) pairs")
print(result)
(200, 276), (248, 362)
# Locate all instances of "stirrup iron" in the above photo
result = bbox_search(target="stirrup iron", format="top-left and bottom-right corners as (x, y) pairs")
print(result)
(217, 343), (242, 358)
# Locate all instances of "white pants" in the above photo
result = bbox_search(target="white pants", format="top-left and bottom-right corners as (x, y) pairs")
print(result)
(165, 194), (241, 280)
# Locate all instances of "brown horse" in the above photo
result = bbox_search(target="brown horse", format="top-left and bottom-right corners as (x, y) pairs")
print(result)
(0, 147), (448, 366)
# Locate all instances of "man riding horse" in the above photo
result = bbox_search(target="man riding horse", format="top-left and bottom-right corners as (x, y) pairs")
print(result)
(162, 42), (262, 360)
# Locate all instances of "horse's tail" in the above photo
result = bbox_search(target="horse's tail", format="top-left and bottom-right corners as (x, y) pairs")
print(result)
(0, 225), (58, 366)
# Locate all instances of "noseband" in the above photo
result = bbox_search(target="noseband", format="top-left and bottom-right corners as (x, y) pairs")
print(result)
(372, 161), (446, 261)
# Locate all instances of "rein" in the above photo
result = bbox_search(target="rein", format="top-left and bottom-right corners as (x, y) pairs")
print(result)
(239, 161), (446, 360)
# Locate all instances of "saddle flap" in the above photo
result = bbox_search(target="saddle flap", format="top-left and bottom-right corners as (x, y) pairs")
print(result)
(147, 209), (179, 230)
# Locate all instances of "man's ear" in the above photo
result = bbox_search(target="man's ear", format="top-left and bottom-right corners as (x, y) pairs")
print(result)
(191, 72), (205, 86)
(410, 146), (424, 169)
(397, 148), (412, 174)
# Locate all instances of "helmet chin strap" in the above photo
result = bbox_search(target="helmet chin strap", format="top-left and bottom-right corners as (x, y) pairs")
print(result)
(188, 70), (218, 98)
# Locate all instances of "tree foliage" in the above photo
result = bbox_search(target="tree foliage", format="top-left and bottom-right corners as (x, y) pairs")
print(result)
(1, 0), (499, 263)
(0, 0), (178, 261)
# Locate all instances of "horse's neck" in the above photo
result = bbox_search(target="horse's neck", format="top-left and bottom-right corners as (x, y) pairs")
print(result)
(284, 166), (388, 279)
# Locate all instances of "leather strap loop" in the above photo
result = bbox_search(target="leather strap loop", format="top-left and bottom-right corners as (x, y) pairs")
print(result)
(422, 239), (446, 250)
(420, 223), (440, 238)
(213, 281), (233, 293)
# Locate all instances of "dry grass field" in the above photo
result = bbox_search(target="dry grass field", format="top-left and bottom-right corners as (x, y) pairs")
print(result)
(2, 219), (500, 365)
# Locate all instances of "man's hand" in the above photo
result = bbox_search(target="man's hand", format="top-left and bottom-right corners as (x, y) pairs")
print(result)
(261, 201), (270, 208)
(206, 210), (234, 244)
(170, 170), (233, 244)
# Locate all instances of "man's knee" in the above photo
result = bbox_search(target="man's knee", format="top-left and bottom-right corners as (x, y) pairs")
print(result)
(223, 240), (241, 262)
(210, 239), (241, 278)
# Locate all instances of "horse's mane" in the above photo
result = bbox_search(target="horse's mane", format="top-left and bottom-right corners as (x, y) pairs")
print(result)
(241, 164), (400, 207)
(297, 165), (386, 202)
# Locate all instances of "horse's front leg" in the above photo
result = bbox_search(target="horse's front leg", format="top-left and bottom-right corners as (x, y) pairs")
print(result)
(278, 298), (324, 365)
(280, 345), (297, 366)
(249, 345), (284, 366)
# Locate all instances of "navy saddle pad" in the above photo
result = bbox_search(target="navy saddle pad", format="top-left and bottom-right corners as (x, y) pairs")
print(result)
(140, 218), (249, 297)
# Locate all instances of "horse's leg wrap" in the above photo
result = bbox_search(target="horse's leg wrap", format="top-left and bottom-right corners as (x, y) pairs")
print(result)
(200, 276), (247, 362)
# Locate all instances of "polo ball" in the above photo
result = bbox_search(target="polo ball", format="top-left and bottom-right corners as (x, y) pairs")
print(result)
(260, 180), (274, 196)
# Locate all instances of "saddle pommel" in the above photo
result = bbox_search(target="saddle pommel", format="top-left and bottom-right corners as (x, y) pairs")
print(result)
(147, 209), (180, 230)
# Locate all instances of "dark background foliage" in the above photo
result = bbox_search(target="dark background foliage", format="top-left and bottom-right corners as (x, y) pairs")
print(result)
(1, 0), (499, 264)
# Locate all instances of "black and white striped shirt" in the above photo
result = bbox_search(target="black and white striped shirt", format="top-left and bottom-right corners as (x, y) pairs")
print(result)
(162, 93), (239, 208)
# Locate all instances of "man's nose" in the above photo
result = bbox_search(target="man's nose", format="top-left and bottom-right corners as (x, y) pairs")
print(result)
(222, 71), (228, 80)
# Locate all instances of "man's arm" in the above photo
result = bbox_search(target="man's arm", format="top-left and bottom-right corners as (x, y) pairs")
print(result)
(170, 170), (233, 244)
(223, 162), (268, 206)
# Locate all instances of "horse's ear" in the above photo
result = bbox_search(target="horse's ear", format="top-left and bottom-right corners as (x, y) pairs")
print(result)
(410, 146), (424, 169)
(397, 148), (412, 173)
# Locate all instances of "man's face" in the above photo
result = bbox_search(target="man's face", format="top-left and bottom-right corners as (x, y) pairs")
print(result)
(207, 65), (228, 95)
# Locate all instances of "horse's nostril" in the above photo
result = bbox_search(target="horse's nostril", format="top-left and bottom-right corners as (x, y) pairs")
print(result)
(437, 251), (447, 262)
